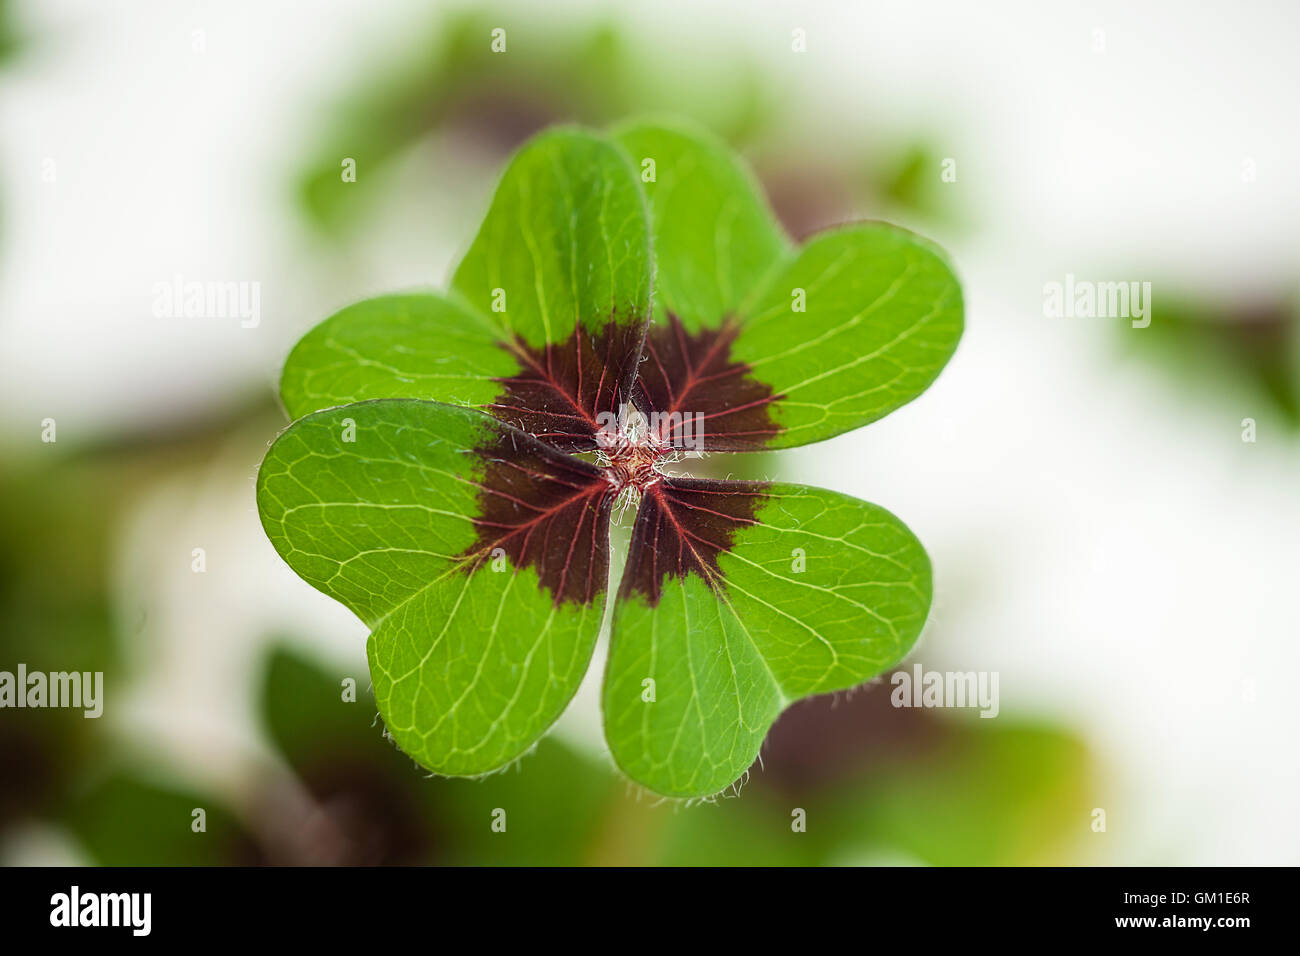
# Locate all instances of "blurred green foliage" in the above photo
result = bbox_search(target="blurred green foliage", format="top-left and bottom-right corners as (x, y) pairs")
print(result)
(0, 0), (20, 65)
(253, 645), (1093, 866)
(1121, 292), (1300, 429)
(64, 773), (260, 866)
(0, 452), (148, 834)
(295, 7), (966, 245)
(298, 10), (771, 236)
(0, 407), (270, 861)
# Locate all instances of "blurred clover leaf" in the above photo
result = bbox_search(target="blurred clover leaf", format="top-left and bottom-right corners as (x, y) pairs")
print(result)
(257, 119), (963, 797)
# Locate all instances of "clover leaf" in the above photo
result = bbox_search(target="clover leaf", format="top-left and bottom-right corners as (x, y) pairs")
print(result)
(257, 120), (963, 798)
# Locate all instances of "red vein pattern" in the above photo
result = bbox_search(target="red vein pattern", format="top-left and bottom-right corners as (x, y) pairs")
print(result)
(463, 428), (614, 607)
(486, 316), (646, 452)
(634, 313), (783, 451)
(620, 476), (769, 606)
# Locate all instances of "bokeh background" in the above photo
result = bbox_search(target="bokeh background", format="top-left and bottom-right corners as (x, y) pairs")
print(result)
(1, 0), (1297, 865)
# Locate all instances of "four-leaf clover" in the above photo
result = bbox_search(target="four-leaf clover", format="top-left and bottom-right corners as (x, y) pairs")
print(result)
(256, 119), (963, 797)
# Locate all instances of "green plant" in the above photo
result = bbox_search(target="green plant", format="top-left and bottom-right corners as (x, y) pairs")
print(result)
(256, 119), (962, 798)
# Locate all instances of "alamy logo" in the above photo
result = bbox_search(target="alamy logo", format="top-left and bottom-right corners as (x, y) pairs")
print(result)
(151, 274), (261, 328)
(50, 886), (151, 936)
(890, 664), (999, 718)
(594, 402), (705, 451)
(1043, 273), (1151, 328)
(0, 664), (102, 718)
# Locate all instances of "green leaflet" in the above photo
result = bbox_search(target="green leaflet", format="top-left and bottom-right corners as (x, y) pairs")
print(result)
(616, 119), (962, 450)
(613, 118), (791, 333)
(280, 292), (514, 421)
(279, 127), (654, 420)
(736, 223), (964, 446)
(256, 399), (610, 776)
(603, 484), (931, 797)
(452, 126), (653, 346)
(257, 119), (964, 799)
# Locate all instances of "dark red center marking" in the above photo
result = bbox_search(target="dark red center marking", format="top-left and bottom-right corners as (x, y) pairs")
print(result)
(462, 430), (613, 607)
(470, 313), (776, 607)
(598, 434), (666, 495)
(635, 312), (783, 452)
(620, 476), (769, 606)
(486, 317), (645, 453)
